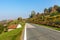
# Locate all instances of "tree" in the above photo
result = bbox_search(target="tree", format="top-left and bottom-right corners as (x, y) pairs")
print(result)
(17, 17), (23, 22)
(48, 7), (52, 13)
(29, 11), (36, 18)
(37, 12), (40, 15)
(54, 5), (58, 10)
(57, 7), (60, 12)
(18, 17), (22, 20)
(44, 8), (49, 15)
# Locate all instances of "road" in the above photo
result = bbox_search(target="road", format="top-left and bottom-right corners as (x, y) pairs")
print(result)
(24, 23), (60, 40)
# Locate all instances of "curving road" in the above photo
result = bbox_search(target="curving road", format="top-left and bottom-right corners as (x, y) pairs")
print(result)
(25, 23), (60, 40)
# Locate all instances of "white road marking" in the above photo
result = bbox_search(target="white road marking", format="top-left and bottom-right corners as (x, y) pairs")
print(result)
(24, 23), (35, 40)
(24, 24), (27, 40)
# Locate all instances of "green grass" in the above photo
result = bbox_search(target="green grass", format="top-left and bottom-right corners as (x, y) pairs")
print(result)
(0, 28), (23, 40)
(0, 22), (25, 40)
(37, 24), (60, 31)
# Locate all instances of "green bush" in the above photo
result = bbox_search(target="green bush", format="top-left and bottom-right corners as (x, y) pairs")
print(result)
(0, 24), (4, 34)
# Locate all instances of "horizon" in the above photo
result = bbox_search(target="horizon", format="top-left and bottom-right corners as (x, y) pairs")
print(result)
(0, 0), (60, 20)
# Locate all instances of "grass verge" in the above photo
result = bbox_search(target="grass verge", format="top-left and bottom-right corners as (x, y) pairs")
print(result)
(0, 28), (23, 40)
(0, 23), (25, 40)
(36, 24), (60, 31)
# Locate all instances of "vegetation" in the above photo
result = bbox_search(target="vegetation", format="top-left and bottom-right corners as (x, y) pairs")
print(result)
(27, 5), (60, 29)
(0, 24), (4, 34)
(38, 24), (60, 31)
(29, 11), (36, 18)
(0, 28), (23, 40)
(0, 21), (25, 40)
(0, 17), (25, 40)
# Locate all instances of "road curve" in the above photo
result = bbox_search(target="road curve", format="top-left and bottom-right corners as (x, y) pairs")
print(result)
(25, 23), (60, 40)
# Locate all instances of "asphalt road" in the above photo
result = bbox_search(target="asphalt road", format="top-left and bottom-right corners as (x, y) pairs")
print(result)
(26, 23), (60, 40)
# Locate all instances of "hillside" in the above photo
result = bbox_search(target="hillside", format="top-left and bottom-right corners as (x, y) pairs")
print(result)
(27, 5), (60, 28)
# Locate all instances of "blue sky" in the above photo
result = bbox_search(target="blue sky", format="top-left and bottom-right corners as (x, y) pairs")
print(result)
(0, 0), (60, 20)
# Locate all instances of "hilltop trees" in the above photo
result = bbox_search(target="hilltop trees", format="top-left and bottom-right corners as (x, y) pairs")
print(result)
(44, 8), (49, 15)
(27, 5), (60, 28)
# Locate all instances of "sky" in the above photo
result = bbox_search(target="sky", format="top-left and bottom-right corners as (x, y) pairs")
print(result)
(0, 0), (60, 20)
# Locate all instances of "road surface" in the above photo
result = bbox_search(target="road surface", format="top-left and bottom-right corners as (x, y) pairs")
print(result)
(24, 23), (60, 40)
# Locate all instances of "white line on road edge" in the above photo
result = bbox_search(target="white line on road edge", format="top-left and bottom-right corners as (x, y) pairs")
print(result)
(24, 25), (27, 40)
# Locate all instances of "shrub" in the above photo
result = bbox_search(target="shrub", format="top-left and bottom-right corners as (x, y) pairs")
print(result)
(0, 24), (4, 34)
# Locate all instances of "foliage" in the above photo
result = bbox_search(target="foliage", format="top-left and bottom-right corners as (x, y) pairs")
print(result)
(55, 20), (60, 25)
(0, 22), (25, 40)
(7, 17), (25, 26)
(50, 12), (58, 16)
(27, 5), (60, 28)
(29, 11), (36, 18)
(0, 24), (4, 34)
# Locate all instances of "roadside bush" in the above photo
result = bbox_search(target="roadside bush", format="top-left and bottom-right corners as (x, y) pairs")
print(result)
(0, 24), (4, 34)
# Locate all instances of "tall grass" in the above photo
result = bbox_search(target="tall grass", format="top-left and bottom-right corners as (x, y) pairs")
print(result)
(0, 28), (23, 40)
